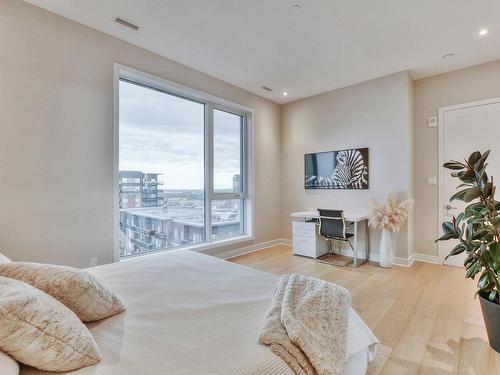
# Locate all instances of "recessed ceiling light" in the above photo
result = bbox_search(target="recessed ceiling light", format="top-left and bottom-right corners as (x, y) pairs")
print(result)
(291, 5), (302, 12)
(283, 92), (288, 96)
(479, 28), (489, 36)
(442, 53), (456, 61)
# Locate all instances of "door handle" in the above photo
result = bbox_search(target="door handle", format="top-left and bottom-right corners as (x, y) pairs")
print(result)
(445, 205), (457, 210)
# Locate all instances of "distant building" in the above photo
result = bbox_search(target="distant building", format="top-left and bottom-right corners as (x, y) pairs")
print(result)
(119, 208), (170, 254)
(118, 175), (240, 257)
(119, 206), (240, 256)
(119, 171), (163, 209)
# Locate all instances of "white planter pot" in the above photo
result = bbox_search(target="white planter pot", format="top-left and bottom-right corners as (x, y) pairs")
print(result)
(379, 228), (394, 268)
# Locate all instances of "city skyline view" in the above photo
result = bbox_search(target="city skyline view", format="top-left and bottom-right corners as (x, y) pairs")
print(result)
(118, 169), (242, 257)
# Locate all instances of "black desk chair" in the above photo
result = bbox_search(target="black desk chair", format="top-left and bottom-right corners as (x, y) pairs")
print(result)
(316, 209), (364, 267)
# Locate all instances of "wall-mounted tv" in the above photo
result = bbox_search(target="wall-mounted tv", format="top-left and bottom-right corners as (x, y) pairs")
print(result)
(304, 148), (369, 189)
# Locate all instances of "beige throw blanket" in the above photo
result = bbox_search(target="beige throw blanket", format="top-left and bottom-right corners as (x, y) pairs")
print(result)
(258, 274), (351, 375)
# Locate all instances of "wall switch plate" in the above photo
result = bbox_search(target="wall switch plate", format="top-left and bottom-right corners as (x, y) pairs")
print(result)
(427, 116), (438, 128)
(427, 176), (438, 185)
(89, 258), (98, 267)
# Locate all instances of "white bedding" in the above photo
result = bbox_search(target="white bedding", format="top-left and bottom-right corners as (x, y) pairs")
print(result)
(20, 250), (377, 375)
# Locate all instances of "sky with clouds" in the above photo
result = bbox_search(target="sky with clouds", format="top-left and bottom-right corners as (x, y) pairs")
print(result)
(119, 80), (241, 190)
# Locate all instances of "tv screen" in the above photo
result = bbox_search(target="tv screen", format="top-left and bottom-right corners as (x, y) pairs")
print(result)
(304, 148), (369, 190)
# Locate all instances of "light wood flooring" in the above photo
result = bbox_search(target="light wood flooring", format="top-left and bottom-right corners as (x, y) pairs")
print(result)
(230, 245), (500, 375)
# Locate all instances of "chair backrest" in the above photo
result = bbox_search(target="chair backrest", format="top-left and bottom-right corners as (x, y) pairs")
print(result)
(317, 209), (346, 239)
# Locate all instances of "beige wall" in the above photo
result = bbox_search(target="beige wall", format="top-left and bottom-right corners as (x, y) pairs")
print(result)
(413, 60), (500, 257)
(280, 71), (414, 259)
(0, 0), (281, 267)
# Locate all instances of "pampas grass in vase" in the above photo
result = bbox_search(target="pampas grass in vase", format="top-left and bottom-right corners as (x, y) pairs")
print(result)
(369, 194), (414, 268)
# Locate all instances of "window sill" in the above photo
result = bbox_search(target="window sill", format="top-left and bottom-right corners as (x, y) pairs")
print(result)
(190, 235), (254, 253)
(119, 235), (254, 262)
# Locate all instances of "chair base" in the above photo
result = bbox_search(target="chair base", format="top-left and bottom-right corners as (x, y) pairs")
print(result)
(317, 253), (368, 268)
(316, 253), (353, 267)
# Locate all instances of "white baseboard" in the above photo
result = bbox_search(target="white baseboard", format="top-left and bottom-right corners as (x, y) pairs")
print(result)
(391, 252), (442, 267)
(393, 254), (415, 267)
(215, 238), (443, 267)
(412, 252), (442, 265)
(216, 238), (291, 260)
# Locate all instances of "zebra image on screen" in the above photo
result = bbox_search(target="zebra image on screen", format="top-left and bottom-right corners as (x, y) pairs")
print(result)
(305, 148), (369, 189)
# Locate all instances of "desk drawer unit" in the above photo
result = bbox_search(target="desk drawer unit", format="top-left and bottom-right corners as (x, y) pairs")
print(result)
(292, 221), (327, 258)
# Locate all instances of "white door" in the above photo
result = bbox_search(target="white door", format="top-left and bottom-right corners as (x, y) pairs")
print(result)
(439, 98), (500, 267)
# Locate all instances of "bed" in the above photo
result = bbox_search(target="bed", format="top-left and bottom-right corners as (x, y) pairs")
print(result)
(21, 250), (378, 375)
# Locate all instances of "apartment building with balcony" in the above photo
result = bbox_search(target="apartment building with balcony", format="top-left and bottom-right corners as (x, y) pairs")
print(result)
(119, 206), (241, 257)
(119, 171), (163, 209)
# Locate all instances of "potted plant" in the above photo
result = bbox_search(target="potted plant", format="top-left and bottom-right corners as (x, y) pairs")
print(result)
(437, 150), (500, 353)
(369, 194), (414, 268)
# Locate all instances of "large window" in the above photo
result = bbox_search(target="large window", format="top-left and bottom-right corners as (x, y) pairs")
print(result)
(117, 70), (251, 258)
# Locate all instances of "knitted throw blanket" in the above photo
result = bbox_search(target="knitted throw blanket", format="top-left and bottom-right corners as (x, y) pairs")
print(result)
(258, 274), (350, 375)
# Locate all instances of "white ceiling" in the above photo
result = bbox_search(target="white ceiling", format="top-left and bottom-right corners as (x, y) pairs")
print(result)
(25, 0), (500, 104)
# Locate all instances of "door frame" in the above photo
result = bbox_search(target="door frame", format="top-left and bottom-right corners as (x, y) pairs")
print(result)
(438, 97), (500, 264)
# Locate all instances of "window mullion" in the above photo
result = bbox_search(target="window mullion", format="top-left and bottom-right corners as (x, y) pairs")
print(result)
(205, 104), (214, 242)
(240, 115), (245, 195)
(241, 115), (247, 234)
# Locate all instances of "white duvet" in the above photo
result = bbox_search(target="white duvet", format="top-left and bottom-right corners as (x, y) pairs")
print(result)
(20, 250), (377, 375)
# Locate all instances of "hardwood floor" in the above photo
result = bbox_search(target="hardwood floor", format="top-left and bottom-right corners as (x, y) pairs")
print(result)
(229, 245), (500, 375)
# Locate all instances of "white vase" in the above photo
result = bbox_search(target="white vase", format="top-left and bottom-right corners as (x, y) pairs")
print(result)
(379, 228), (394, 268)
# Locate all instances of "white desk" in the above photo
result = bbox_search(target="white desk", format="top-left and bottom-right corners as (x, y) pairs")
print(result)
(291, 211), (368, 222)
(290, 210), (369, 267)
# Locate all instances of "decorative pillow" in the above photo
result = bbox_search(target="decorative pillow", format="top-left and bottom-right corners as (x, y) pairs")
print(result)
(0, 350), (19, 375)
(0, 253), (11, 264)
(0, 262), (125, 322)
(0, 276), (101, 371)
